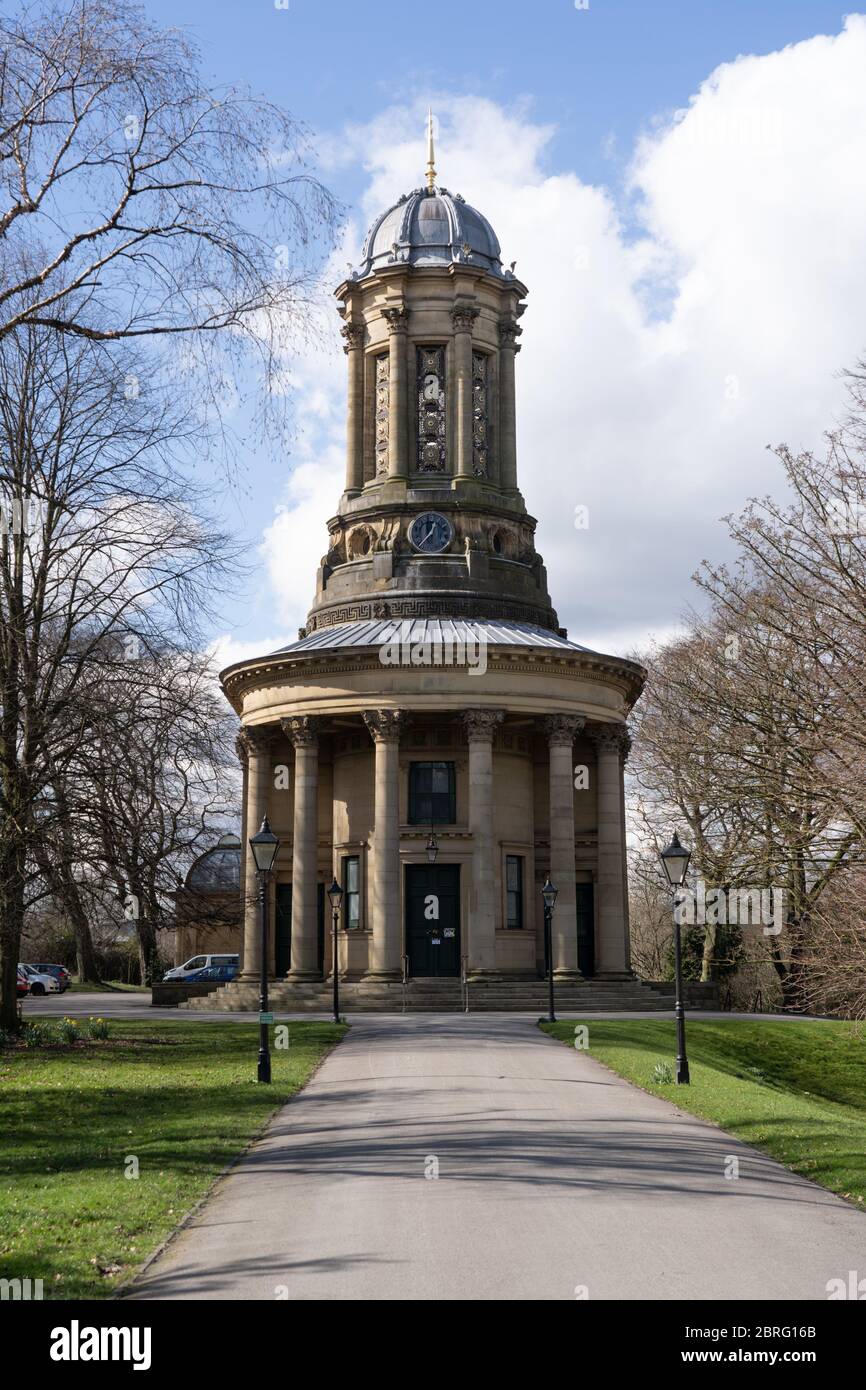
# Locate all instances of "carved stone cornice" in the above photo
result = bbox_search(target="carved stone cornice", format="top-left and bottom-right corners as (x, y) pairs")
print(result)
(462, 708), (505, 742)
(341, 322), (365, 353)
(363, 708), (408, 743)
(236, 726), (274, 760)
(281, 715), (320, 749)
(587, 721), (630, 759)
(451, 305), (480, 334)
(544, 713), (585, 747)
(383, 305), (408, 334)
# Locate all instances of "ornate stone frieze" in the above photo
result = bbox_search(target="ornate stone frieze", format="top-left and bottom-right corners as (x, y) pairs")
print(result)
(462, 708), (505, 741)
(363, 709), (408, 743)
(281, 715), (320, 748)
(307, 593), (559, 632)
(544, 713), (585, 746)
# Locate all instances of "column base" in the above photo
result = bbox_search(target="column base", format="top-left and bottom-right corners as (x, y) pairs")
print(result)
(357, 968), (403, 983)
(552, 969), (584, 982)
(287, 969), (324, 983)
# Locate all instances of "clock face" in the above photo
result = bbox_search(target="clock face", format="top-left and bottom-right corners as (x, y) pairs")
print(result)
(409, 511), (453, 554)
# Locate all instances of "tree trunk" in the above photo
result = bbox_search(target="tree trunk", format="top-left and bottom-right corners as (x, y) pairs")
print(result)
(0, 843), (26, 1030)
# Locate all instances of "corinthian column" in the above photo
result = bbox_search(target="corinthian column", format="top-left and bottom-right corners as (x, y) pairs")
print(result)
(383, 306), (408, 479)
(282, 716), (321, 979)
(363, 709), (407, 977)
(463, 709), (504, 973)
(452, 305), (479, 478)
(545, 714), (585, 978)
(590, 723), (631, 978)
(498, 318), (521, 492)
(341, 322), (365, 495)
(237, 726), (274, 980)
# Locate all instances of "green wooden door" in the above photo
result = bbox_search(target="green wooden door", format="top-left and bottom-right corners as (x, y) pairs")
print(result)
(274, 883), (325, 977)
(405, 864), (460, 977)
(576, 882), (595, 977)
(275, 885), (292, 977)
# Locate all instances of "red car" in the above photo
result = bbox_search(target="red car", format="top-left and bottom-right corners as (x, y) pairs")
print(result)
(16, 967), (29, 998)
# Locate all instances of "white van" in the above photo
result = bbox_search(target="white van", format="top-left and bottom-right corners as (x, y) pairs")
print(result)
(163, 953), (239, 981)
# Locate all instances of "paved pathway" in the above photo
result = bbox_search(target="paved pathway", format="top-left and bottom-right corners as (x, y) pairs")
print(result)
(126, 1014), (865, 1301)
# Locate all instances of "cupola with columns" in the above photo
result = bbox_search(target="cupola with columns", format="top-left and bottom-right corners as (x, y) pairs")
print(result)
(308, 112), (558, 636)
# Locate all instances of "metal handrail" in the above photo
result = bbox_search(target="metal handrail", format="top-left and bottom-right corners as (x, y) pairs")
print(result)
(461, 954), (469, 1014)
(401, 954), (409, 1014)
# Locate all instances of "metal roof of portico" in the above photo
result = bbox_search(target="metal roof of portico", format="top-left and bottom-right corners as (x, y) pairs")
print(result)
(268, 619), (598, 658)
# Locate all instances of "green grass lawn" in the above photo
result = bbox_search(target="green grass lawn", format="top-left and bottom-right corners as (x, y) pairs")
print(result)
(0, 1019), (346, 1298)
(541, 1017), (866, 1209)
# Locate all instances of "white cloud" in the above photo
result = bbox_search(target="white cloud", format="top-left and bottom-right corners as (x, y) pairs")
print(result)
(258, 15), (866, 655)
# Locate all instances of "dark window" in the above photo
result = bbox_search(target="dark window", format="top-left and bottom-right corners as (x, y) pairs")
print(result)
(409, 761), (456, 825)
(342, 855), (360, 929)
(506, 855), (523, 928)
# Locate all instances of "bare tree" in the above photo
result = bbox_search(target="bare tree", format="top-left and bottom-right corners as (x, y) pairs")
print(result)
(0, 0), (340, 445)
(0, 320), (238, 1026)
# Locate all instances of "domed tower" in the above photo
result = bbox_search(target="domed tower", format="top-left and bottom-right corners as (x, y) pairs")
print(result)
(217, 119), (647, 1010)
(308, 121), (555, 634)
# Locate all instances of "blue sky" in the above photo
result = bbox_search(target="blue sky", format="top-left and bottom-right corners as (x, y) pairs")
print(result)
(138, 2), (866, 660)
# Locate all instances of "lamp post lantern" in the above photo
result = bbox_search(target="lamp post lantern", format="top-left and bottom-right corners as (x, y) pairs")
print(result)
(425, 818), (439, 864)
(327, 877), (344, 1024)
(248, 815), (280, 1084)
(541, 877), (558, 1023)
(660, 831), (692, 1085)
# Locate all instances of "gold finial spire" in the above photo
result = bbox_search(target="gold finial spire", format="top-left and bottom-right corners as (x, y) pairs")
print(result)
(425, 108), (436, 191)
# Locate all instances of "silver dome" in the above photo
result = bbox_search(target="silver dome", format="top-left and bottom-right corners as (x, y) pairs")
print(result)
(354, 187), (507, 280)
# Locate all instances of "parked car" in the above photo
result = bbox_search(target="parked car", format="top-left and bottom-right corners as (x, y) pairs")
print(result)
(29, 963), (70, 992)
(163, 953), (238, 981)
(19, 963), (61, 995)
(16, 967), (30, 998)
(184, 962), (239, 984)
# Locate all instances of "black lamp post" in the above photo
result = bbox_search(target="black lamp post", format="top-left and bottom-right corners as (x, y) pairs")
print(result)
(248, 815), (280, 1084)
(425, 818), (439, 864)
(327, 877), (344, 1024)
(541, 877), (558, 1023)
(660, 831), (692, 1085)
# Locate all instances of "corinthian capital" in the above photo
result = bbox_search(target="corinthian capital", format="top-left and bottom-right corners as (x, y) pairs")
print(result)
(236, 725), (274, 760)
(498, 317), (522, 348)
(341, 322), (365, 353)
(363, 708), (408, 743)
(544, 714), (585, 747)
(281, 715), (320, 748)
(462, 708), (505, 742)
(451, 305), (479, 333)
(588, 722), (630, 759)
(383, 305), (408, 334)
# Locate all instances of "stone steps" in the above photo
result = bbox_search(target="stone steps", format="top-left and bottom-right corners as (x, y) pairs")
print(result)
(180, 977), (710, 1014)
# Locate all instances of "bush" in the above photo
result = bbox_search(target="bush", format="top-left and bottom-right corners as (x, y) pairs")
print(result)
(651, 1061), (674, 1085)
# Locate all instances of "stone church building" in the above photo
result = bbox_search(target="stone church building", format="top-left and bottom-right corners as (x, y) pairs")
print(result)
(214, 132), (656, 1009)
